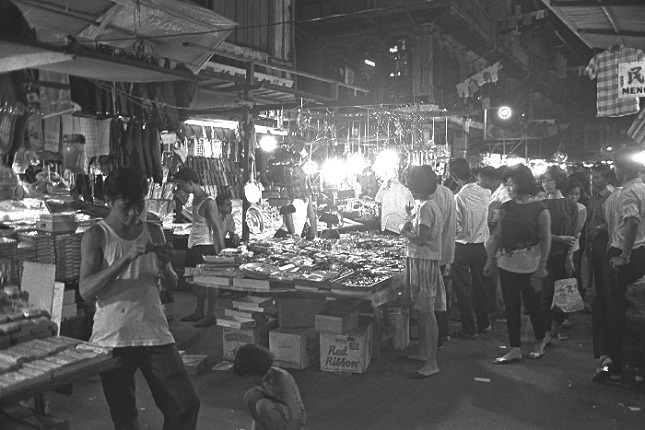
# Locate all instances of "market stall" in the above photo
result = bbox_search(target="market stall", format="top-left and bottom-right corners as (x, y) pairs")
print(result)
(187, 232), (407, 367)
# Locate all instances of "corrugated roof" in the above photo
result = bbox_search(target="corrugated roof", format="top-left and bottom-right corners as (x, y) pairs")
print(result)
(541, 0), (645, 52)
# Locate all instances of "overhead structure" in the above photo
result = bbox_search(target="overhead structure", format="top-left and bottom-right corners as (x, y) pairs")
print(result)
(541, 0), (645, 51)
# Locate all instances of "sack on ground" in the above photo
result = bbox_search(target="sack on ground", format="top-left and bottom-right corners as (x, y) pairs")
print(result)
(551, 278), (584, 313)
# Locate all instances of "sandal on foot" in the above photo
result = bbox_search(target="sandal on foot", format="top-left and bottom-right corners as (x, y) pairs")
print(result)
(528, 351), (545, 359)
(592, 357), (613, 383)
(556, 331), (568, 341)
(494, 349), (522, 364)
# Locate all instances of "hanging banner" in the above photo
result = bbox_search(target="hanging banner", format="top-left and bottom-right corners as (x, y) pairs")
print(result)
(619, 61), (645, 98)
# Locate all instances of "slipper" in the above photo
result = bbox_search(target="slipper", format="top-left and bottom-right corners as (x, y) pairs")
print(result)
(528, 351), (545, 359)
(193, 314), (217, 327)
(494, 355), (521, 364)
(180, 314), (204, 322)
(592, 357), (613, 383)
(556, 332), (568, 341)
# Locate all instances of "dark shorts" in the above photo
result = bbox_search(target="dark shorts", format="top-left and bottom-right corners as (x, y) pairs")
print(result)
(184, 244), (216, 268)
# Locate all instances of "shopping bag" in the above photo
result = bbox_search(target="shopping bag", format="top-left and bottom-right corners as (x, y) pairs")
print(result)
(551, 278), (585, 313)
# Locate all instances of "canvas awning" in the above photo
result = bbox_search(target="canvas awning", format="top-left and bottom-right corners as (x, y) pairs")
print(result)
(541, 0), (645, 52)
(12, 0), (236, 76)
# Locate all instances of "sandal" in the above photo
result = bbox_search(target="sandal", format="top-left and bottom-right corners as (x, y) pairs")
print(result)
(556, 331), (568, 341)
(592, 357), (613, 383)
(528, 340), (547, 359)
(494, 348), (522, 364)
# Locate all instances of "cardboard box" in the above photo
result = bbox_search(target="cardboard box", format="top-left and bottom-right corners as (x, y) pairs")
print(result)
(388, 307), (409, 350)
(315, 310), (359, 334)
(61, 304), (77, 319)
(269, 327), (319, 369)
(319, 319), (373, 374)
(278, 297), (327, 329)
(63, 289), (76, 305)
(222, 319), (278, 361)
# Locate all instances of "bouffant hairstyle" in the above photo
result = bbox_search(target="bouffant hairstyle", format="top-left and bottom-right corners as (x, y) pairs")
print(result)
(407, 165), (438, 197)
(104, 167), (148, 203)
(562, 177), (583, 197)
(449, 158), (471, 181)
(502, 164), (537, 196)
(541, 165), (568, 190)
(174, 167), (201, 185)
(233, 343), (274, 377)
(614, 148), (645, 176)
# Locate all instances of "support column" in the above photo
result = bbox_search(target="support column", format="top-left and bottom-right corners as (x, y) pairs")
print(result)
(242, 62), (255, 242)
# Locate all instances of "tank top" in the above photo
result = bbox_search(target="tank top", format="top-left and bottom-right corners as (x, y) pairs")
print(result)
(188, 195), (214, 249)
(90, 220), (174, 348)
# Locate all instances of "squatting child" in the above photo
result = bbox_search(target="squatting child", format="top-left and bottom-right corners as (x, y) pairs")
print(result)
(233, 343), (306, 430)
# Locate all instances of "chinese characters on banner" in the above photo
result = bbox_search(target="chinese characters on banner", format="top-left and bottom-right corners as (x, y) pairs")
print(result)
(619, 61), (645, 98)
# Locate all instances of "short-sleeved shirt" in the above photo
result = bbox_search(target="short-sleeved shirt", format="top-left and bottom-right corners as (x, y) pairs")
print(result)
(376, 178), (415, 233)
(606, 187), (624, 249)
(542, 197), (578, 256)
(454, 183), (490, 244)
(428, 184), (456, 265)
(616, 178), (645, 250)
(407, 199), (442, 260)
(585, 47), (645, 117)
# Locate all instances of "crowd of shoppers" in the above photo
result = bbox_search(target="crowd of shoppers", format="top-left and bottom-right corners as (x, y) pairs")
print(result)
(405, 147), (644, 384)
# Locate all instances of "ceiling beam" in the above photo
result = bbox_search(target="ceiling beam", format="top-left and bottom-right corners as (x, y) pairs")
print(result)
(549, 1), (645, 6)
(577, 28), (645, 38)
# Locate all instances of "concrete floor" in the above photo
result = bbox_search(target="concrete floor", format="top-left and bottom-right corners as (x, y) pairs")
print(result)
(42, 291), (645, 430)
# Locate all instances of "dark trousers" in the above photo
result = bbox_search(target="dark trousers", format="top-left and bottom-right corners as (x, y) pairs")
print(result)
(498, 269), (545, 347)
(100, 344), (200, 430)
(452, 242), (489, 334)
(591, 240), (611, 358)
(540, 254), (568, 332)
(605, 246), (645, 371)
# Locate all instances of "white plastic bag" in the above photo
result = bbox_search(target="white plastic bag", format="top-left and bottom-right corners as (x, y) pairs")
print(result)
(551, 278), (584, 313)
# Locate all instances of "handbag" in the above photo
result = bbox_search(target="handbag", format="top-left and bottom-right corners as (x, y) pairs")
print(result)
(551, 278), (585, 313)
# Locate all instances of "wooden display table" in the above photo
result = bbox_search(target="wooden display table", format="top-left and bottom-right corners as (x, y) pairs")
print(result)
(0, 356), (120, 408)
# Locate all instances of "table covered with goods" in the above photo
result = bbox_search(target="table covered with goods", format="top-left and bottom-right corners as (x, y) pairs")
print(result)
(188, 233), (409, 371)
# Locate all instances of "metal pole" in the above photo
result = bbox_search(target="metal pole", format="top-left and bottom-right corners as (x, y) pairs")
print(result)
(483, 108), (488, 141)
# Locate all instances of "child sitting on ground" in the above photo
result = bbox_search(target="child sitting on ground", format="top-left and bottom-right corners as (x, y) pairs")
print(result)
(233, 343), (306, 430)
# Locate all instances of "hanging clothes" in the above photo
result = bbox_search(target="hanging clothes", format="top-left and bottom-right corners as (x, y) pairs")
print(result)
(585, 46), (645, 117)
(628, 108), (645, 146)
(148, 125), (163, 184)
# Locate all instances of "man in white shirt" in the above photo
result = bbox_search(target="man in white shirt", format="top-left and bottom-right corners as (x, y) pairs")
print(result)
(449, 159), (491, 339)
(595, 149), (645, 382)
(478, 166), (512, 321)
(375, 174), (415, 233)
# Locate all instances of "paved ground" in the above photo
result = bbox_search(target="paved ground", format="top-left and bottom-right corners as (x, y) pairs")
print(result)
(44, 291), (645, 430)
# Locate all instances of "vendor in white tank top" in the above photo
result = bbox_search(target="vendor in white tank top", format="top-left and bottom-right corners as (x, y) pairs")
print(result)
(79, 166), (200, 430)
(174, 167), (225, 328)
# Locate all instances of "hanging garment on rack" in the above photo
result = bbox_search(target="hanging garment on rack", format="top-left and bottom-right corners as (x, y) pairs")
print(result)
(628, 108), (645, 145)
(73, 116), (112, 161)
(585, 46), (645, 117)
(148, 125), (163, 184)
